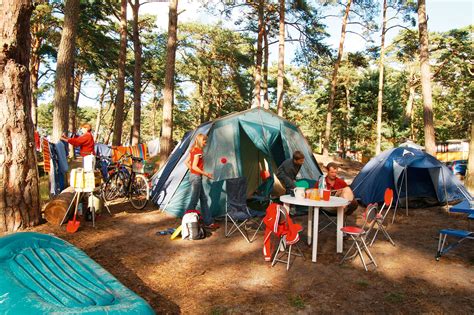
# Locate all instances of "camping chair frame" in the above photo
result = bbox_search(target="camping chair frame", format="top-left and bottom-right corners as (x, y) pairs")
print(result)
(340, 204), (378, 271)
(224, 177), (264, 243)
(271, 236), (305, 271)
(368, 188), (396, 247)
(224, 212), (263, 243)
(271, 207), (305, 270)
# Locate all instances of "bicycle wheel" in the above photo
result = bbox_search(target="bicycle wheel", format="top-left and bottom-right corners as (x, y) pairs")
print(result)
(103, 172), (125, 202)
(129, 174), (149, 210)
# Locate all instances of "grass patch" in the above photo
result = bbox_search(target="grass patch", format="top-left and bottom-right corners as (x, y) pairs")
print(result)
(385, 292), (405, 304)
(355, 279), (369, 288)
(209, 306), (226, 315)
(288, 294), (305, 309)
(39, 175), (50, 204)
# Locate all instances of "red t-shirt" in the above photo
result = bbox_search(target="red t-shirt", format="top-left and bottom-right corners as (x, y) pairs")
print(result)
(325, 177), (348, 191)
(189, 147), (203, 175)
(68, 131), (95, 157)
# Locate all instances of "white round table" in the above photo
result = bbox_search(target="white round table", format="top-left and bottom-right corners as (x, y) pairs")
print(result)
(280, 195), (349, 262)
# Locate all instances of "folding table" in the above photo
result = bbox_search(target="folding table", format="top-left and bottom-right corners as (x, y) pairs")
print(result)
(436, 200), (474, 260)
(280, 195), (349, 262)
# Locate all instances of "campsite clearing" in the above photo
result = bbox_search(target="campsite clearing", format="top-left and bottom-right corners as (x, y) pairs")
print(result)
(14, 156), (474, 314)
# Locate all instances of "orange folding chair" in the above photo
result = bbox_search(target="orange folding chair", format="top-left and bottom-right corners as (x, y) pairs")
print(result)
(340, 204), (378, 271)
(368, 188), (396, 247)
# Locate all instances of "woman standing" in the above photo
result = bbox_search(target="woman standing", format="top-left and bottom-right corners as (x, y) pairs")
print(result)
(185, 133), (218, 229)
(61, 123), (95, 157)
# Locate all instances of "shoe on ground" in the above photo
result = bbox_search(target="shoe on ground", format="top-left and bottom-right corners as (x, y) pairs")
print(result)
(205, 223), (220, 230)
(345, 200), (359, 216)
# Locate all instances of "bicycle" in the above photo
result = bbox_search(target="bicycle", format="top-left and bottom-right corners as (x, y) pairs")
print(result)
(102, 153), (149, 210)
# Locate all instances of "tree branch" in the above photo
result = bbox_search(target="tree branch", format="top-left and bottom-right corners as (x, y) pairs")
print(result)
(346, 30), (370, 42)
(384, 24), (412, 34)
(347, 21), (372, 31)
(38, 68), (54, 81)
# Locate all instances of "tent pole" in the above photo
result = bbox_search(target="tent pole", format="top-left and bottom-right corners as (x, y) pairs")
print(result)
(405, 167), (409, 216)
(392, 170), (405, 224)
(441, 168), (449, 211)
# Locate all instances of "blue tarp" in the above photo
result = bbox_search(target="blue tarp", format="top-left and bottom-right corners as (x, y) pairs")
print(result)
(351, 147), (470, 206)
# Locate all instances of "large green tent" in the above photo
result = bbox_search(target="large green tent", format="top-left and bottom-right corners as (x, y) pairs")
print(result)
(151, 108), (322, 218)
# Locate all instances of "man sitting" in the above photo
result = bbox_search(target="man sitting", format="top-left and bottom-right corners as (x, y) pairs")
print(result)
(318, 162), (358, 215)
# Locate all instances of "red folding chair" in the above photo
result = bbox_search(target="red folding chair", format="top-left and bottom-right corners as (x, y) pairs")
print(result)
(340, 204), (378, 271)
(368, 188), (396, 247)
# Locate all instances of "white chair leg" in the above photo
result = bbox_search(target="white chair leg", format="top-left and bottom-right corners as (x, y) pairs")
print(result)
(340, 237), (357, 263)
(353, 239), (368, 271)
(249, 219), (264, 243)
(381, 226), (396, 246)
(361, 237), (377, 268)
(272, 237), (285, 267)
(287, 245), (292, 271)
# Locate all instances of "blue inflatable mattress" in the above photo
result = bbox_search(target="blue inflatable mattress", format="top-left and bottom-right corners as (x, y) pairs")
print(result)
(0, 232), (154, 314)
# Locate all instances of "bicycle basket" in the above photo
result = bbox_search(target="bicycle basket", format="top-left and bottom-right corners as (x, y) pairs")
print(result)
(132, 159), (145, 173)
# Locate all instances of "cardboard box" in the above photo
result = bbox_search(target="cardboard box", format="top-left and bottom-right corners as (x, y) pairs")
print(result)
(70, 168), (96, 190)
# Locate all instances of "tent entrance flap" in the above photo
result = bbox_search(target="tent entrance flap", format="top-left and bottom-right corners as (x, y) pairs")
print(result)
(239, 124), (277, 197)
(396, 167), (439, 206)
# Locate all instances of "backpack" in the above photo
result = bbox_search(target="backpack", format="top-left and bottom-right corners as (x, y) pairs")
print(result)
(181, 210), (205, 240)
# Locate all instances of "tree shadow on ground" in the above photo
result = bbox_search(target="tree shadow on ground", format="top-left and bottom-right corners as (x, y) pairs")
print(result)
(27, 199), (474, 314)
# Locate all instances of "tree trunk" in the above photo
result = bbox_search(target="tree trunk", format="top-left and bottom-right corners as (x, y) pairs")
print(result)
(30, 20), (43, 128)
(417, 0), (436, 156)
(375, 0), (387, 155)
(276, 0), (285, 116)
(199, 80), (205, 123)
(0, 0), (41, 232)
(51, 0), (80, 142)
(68, 69), (82, 135)
(465, 112), (474, 194)
(112, 0), (127, 146)
(94, 79), (108, 141)
(43, 186), (75, 225)
(262, 24), (269, 110)
(404, 67), (416, 140)
(152, 97), (158, 139)
(159, 0), (178, 168)
(323, 0), (352, 156)
(130, 0), (142, 146)
(344, 84), (351, 155)
(252, 0), (264, 108)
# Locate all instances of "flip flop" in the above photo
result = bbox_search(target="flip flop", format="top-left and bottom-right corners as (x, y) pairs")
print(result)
(170, 225), (182, 240)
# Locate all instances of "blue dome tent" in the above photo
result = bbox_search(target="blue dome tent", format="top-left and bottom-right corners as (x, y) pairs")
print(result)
(351, 147), (470, 221)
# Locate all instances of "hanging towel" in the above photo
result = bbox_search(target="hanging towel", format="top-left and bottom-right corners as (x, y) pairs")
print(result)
(131, 143), (148, 160)
(54, 141), (69, 173)
(147, 138), (160, 157)
(34, 131), (40, 151)
(94, 143), (112, 157)
(42, 138), (51, 173)
(112, 146), (132, 163)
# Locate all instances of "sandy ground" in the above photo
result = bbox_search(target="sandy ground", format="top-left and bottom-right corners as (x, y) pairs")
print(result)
(5, 155), (474, 314)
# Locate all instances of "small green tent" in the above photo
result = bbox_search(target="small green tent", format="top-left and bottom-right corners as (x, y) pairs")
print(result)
(151, 108), (322, 217)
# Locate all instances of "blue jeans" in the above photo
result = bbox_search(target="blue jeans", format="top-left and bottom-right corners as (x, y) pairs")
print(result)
(187, 173), (213, 225)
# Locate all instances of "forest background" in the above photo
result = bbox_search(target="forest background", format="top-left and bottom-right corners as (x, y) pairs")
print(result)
(1, 0), (473, 232)
(33, 0), (473, 157)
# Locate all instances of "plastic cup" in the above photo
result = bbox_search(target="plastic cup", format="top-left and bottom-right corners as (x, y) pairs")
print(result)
(313, 189), (320, 200)
(323, 189), (331, 201)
